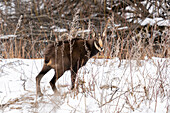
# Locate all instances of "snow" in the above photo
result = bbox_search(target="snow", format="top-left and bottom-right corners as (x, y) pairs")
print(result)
(0, 58), (169, 113)
(0, 35), (17, 39)
(50, 26), (68, 32)
(141, 18), (170, 26)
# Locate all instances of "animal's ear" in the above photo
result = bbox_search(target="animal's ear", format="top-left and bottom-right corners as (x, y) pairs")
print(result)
(94, 39), (104, 52)
(94, 33), (104, 52)
(98, 33), (103, 49)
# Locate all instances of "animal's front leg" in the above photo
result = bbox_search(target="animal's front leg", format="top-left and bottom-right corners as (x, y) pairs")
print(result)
(36, 65), (51, 97)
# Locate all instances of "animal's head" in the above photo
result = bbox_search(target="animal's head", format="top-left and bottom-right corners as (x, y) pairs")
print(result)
(92, 31), (104, 52)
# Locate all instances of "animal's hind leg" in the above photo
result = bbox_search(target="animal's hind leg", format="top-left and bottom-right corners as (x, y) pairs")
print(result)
(36, 64), (51, 97)
(49, 69), (63, 93)
(49, 71), (57, 92)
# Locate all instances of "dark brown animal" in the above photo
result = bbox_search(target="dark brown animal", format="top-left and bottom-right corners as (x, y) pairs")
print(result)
(36, 34), (104, 97)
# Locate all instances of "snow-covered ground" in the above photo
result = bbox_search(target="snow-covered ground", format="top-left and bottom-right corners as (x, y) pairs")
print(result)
(0, 58), (169, 113)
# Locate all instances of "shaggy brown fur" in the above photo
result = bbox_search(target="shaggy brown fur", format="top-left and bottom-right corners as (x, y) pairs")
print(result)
(36, 38), (103, 97)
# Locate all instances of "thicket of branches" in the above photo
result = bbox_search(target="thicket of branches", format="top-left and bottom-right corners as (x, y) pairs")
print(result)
(0, 0), (169, 58)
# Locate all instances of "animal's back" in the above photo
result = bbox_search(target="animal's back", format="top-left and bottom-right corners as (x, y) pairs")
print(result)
(44, 38), (85, 64)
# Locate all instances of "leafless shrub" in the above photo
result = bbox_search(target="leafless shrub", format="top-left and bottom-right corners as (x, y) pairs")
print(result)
(0, 1), (169, 113)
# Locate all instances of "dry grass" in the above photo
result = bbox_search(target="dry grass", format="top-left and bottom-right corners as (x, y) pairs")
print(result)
(0, 5), (169, 112)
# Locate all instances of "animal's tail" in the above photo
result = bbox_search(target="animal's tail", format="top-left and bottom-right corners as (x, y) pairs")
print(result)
(44, 43), (55, 64)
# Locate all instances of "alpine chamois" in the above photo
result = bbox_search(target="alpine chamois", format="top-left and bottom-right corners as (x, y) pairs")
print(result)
(36, 33), (104, 97)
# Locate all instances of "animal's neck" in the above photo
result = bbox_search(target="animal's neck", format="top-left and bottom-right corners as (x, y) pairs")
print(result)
(89, 41), (99, 57)
(84, 39), (98, 58)
(93, 45), (100, 56)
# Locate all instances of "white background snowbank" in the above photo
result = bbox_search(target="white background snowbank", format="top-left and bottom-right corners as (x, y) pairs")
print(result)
(0, 58), (169, 113)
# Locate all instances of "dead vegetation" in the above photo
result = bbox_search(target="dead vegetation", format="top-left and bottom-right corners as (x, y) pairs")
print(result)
(0, 0), (169, 59)
(0, 1), (169, 113)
